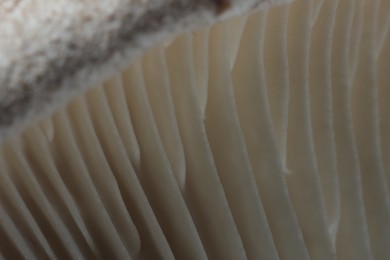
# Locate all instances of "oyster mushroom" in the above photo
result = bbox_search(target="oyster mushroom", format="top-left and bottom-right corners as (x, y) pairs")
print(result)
(0, 0), (389, 259)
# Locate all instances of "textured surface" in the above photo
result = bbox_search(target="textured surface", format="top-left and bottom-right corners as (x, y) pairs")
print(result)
(0, 0), (290, 142)
(0, 0), (390, 259)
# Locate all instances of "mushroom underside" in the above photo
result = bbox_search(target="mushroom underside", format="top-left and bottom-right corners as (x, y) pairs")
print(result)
(0, 0), (390, 259)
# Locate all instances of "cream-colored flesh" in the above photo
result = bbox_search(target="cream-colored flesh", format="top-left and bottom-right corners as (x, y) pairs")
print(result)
(1, 0), (389, 259)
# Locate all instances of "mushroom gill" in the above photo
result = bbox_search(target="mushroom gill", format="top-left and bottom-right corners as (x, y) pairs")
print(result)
(0, 0), (389, 259)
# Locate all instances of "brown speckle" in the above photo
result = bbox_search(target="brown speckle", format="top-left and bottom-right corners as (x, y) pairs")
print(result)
(212, 0), (231, 15)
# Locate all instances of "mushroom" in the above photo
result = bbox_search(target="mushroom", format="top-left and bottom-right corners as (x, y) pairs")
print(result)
(0, 0), (389, 259)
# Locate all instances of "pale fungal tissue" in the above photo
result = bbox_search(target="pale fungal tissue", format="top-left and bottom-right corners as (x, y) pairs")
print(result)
(0, 0), (389, 259)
